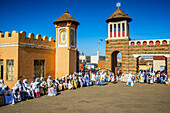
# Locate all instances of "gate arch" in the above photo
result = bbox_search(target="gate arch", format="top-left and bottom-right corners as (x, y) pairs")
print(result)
(111, 51), (122, 75)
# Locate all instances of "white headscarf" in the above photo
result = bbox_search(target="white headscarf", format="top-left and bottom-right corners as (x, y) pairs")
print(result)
(23, 79), (31, 90)
(0, 79), (5, 88)
(47, 76), (52, 87)
(55, 77), (59, 84)
(15, 80), (22, 91)
(12, 85), (19, 93)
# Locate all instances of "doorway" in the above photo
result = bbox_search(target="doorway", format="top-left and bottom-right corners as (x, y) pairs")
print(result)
(111, 51), (122, 75)
(0, 60), (3, 79)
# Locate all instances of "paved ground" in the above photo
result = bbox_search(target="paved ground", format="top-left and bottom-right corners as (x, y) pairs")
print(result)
(0, 82), (170, 113)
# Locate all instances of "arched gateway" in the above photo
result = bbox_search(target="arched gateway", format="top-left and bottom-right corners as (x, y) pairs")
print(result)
(105, 8), (170, 76)
(111, 51), (122, 75)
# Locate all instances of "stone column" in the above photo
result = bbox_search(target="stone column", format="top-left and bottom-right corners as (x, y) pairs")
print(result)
(116, 23), (118, 37)
(67, 26), (71, 47)
(112, 24), (114, 38)
(108, 23), (110, 37)
(125, 21), (127, 37)
(120, 23), (123, 37)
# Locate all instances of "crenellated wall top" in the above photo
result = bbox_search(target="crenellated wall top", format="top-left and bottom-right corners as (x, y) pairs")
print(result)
(0, 30), (55, 48)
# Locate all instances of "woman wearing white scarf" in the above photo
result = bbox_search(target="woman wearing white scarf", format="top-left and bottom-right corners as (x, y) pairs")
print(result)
(22, 79), (34, 98)
(16, 80), (22, 90)
(79, 75), (84, 88)
(40, 77), (47, 95)
(12, 85), (21, 102)
(0, 79), (5, 94)
(127, 73), (132, 86)
(68, 80), (73, 90)
(47, 76), (52, 87)
(33, 78), (41, 98)
(0, 79), (5, 105)
(111, 73), (115, 83)
(91, 73), (96, 85)
(140, 72), (144, 83)
(0, 79), (5, 88)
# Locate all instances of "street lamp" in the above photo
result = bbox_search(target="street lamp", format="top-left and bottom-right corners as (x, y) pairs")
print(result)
(97, 39), (103, 62)
(97, 39), (103, 51)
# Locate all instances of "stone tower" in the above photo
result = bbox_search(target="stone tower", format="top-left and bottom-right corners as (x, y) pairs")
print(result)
(105, 8), (132, 74)
(53, 9), (80, 77)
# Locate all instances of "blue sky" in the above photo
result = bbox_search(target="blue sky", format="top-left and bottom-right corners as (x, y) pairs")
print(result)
(0, 0), (170, 56)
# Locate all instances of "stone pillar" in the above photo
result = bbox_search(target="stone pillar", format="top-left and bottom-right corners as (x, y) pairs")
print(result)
(120, 23), (122, 37)
(67, 26), (71, 47)
(108, 23), (110, 37)
(116, 23), (118, 37)
(125, 21), (127, 37)
(112, 24), (114, 38)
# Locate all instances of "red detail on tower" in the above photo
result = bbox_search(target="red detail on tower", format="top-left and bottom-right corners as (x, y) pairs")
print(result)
(114, 32), (116, 37)
(110, 32), (112, 37)
(122, 31), (125, 37)
(118, 31), (120, 37)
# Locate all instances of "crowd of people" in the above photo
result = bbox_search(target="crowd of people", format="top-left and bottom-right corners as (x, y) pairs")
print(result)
(0, 70), (169, 106)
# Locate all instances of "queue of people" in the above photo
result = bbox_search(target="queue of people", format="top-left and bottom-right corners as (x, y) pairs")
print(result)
(0, 70), (169, 106)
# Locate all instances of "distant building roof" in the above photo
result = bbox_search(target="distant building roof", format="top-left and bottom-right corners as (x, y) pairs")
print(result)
(139, 60), (153, 65)
(53, 9), (80, 25)
(153, 56), (165, 60)
(106, 8), (132, 23)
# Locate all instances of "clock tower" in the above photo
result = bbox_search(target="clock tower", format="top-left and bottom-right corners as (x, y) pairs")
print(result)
(53, 9), (80, 77)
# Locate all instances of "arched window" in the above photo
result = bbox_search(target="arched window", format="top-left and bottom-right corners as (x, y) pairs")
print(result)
(162, 40), (167, 44)
(137, 41), (141, 45)
(131, 42), (135, 46)
(143, 41), (147, 45)
(70, 31), (74, 45)
(149, 41), (153, 45)
(156, 40), (160, 45)
(61, 30), (66, 43)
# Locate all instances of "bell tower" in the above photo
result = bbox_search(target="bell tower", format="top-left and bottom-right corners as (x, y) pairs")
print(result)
(106, 6), (132, 40)
(105, 3), (132, 74)
(53, 9), (80, 78)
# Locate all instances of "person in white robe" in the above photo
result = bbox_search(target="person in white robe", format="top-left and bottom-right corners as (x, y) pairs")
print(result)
(0, 79), (5, 93)
(131, 74), (135, 87)
(91, 73), (96, 85)
(33, 78), (41, 98)
(48, 81), (57, 96)
(40, 77), (47, 95)
(22, 79), (34, 98)
(111, 73), (115, 83)
(47, 76), (52, 87)
(140, 72), (144, 83)
(68, 80), (73, 90)
(12, 85), (21, 102)
(127, 73), (132, 86)
(63, 75), (68, 89)
(79, 75), (84, 88)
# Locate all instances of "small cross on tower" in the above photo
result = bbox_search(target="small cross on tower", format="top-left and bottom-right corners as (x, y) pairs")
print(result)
(116, 2), (121, 9)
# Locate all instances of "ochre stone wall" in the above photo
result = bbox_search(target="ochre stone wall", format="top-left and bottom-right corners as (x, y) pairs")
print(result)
(0, 47), (19, 88)
(18, 47), (55, 84)
(0, 31), (56, 88)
